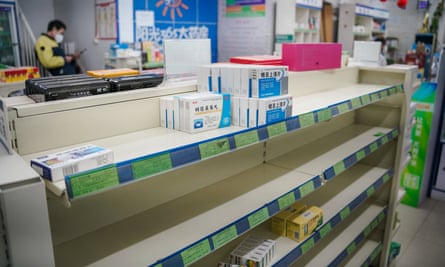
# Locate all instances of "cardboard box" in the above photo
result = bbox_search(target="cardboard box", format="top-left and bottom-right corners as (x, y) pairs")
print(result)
(271, 202), (307, 236)
(258, 95), (293, 126)
(282, 43), (341, 71)
(179, 93), (231, 133)
(286, 206), (323, 242)
(30, 144), (114, 182)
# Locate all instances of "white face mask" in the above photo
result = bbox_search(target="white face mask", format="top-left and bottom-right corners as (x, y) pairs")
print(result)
(54, 33), (64, 43)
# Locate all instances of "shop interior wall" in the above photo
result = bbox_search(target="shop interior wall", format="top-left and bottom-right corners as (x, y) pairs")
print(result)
(17, 0), (445, 70)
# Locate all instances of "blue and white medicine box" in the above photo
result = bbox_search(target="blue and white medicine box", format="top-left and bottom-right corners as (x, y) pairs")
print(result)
(30, 144), (114, 182)
(241, 65), (289, 98)
(179, 93), (231, 133)
(258, 95), (293, 126)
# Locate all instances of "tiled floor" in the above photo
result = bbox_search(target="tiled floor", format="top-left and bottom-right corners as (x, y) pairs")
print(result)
(393, 198), (445, 267)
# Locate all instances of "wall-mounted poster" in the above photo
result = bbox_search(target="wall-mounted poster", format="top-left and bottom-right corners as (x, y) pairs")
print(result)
(95, 0), (117, 40)
(226, 0), (266, 17)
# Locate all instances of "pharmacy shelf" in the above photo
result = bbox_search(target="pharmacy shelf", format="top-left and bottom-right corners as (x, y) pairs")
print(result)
(343, 240), (382, 267)
(52, 123), (394, 266)
(54, 165), (321, 267)
(269, 125), (399, 180)
(304, 204), (386, 266)
(21, 83), (402, 201)
(268, 164), (392, 266)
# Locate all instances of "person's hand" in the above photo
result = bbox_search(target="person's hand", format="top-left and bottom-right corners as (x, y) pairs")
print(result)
(65, 55), (74, 63)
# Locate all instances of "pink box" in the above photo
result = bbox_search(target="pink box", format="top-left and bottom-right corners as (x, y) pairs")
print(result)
(281, 43), (342, 71)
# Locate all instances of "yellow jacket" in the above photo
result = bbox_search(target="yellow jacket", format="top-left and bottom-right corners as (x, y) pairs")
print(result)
(35, 34), (65, 69)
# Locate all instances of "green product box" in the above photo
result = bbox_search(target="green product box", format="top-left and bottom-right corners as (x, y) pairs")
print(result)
(400, 82), (437, 207)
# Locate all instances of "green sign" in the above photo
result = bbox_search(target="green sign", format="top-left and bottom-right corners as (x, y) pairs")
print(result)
(299, 113), (315, 128)
(69, 166), (119, 198)
(212, 226), (238, 249)
(370, 142), (378, 153)
(300, 181), (315, 198)
(234, 131), (259, 148)
(301, 238), (315, 254)
(248, 207), (269, 228)
(356, 149), (366, 161)
(180, 239), (211, 266)
(275, 34), (294, 43)
(267, 122), (287, 138)
(351, 97), (362, 109)
(383, 173), (391, 183)
(347, 242), (357, 255)
(340, 207), (351, 220)
(334, 161), (346, 176)
(361, 95), (371, 105)
(366, 186), (375, 197)
(317, 108), (332, 121)
(337, 103), (350, 114)
(319, 223), (332, 239)
(199, 138), (230, 159)
(371, 93), (380, 102)
(278, 192), (296, 210)
(401, 82), (437, 207)
(132, 153), (172, 180)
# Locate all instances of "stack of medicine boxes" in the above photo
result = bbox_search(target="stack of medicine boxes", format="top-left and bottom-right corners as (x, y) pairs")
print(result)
(197, 63), (292, 128)
(228, 236), (276, 267)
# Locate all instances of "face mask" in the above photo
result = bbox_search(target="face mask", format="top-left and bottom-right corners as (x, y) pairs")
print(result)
(54, 33), (64, 43)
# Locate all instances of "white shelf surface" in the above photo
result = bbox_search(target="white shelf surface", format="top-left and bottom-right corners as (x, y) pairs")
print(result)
(343, 240), (381, 267)
(269, 124), (393, 176)
(292, 84), (390, 116)
(267, 164), (389, 265)
(53, 164), (317, 267)
(0, 150), (40, 185)
(305, 204), (384, 266)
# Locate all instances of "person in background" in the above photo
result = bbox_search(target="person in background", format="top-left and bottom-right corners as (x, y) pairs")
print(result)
(35, 19), (80, 75)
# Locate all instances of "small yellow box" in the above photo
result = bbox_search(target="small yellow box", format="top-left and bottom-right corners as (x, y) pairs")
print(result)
(271, 202), (307, 237)
(286, 206), (323, 242)
(86, 68), (139, 78)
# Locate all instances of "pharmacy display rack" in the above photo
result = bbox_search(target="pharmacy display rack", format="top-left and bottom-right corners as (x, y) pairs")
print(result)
(0, 65), (418, 267)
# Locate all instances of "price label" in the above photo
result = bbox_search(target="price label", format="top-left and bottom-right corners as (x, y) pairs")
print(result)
(367, 186), (375, 197)
(340, 207), (351, 220)
(212, 226), (238, 249)
(351, 97), (361, 109)
(393, 129), (400, 137)
(364, 225), (372, 236)
(299, 181), (315, 198)
(154, 264), (162, 267)
(319, 223), (332, 239)
(301, 238), (315, 254)
(234, 131), (259, 148)
(397, 84), (404, 92)
(356, 149), (366, 161)
(383, 173), (391, 183)
(267, 122), (287, 138)
(371, 245), (383, 259)
(381, 90), (389, 98)
(278, 192), (296, 210)
(371, 220), (379, 229)
(370, 142), (378, 152)
(299, 113), (315, 128)
(381, 136), (389, 144)
(390, 87), (397, 95)
(199, 138), (230, 159)
(361, 95), (371, 105)
(317, 108), (332, 122)
(378, 212), (385, 222)
(132, 153), (172, 180)
(371, 93), (380, 102)
(337, 103), (350, 114)
(347, 243), (357, 255)
(248, 207), (269, 228)
(180, 239), (211, 266)
(334, 161), (346, 176)
(69, 166), (119, 198)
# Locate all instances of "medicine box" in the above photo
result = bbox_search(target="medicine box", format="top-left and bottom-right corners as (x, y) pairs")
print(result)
(282, 43), (342, 71)
(286, 206), (323, 242)
(258, 95), (293, 126)
(271, 202), (307, 237)
(30, 144), (114, 182)
(159, 96), (174, 129)
(179, 93), (231, 133)
(240, 65), (289, 98)
(197, 65), (212, 92)
(249, 98), (258, 128)
(239, 97), (249, 128)
(231, 96), (240, 126)
(229, 236), (276, 267)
